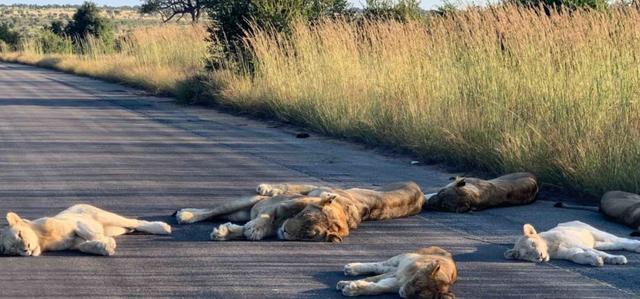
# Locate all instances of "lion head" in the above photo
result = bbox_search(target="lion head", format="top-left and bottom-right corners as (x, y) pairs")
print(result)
(504, 224), (549, 263)
(425, 178), (472, 213)
(0, 212), (41, 256)
(399, 262), (456, 299)
(278, 193), (348, 243)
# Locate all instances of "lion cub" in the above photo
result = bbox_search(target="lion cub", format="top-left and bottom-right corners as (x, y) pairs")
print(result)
(0, 204), (171, 256)
(337, 247), (457, 298)
(504, 221), (640, 266)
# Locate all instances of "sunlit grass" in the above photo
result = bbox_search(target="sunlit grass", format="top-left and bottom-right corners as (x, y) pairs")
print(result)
(0, 24), (208, 93)
(213, 5), (640, 196)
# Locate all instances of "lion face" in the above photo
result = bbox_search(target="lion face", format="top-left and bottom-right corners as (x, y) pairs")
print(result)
(278, 195), (347, 243)
(0, 212), (41, 256)
(399, 264), (455, 299)
(504, 224), (549, 263)
(426, 179), (471, 213)
(278, 205), (330, 242)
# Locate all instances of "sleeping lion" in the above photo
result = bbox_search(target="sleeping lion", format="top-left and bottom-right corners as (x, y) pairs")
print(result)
(425, 172), (538, 213)
(337, 246), (457, 298)
(175, 182), (424, 243)
(504, 221), (640, 266)
(555, 191), (640, 236)
(0, 204), (172, 256)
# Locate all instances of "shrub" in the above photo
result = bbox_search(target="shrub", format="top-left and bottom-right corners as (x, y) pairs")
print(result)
(0, 22), (20, 50)
(65, 2), (114, 47)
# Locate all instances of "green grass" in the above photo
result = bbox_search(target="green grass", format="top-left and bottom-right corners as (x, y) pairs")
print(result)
(211, 5), (640, 196)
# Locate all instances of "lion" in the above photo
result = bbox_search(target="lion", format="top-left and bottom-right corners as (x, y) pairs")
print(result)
(425, 172), (538, 213)
(504, 221), (640, 266)
(175, 182), (424, 243)
(336, 246), (457, 299)
(555, 191), (640, 236)
(0, 204), (172, 256)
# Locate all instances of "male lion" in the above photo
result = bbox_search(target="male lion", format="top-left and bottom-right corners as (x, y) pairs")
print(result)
(425, 172), (538, 213)
(504, 221), (640, 266)
(0, 204), (172, 256)
(175, 182), (424, 243)
(336, 246), (457, 299)
(555, 191), (640, 236)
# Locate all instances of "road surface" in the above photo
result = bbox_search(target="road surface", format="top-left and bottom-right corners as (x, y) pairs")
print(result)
(0, 62), (638, 298)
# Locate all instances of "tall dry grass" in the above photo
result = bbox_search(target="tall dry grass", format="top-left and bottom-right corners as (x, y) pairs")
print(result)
(213, 5), (640, 196)
(0, 25), (208, 93)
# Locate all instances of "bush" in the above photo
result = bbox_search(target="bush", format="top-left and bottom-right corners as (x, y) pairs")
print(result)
(36, 30), (73, 54)
(516, 0), (608, 10)
(364, 0), (423, 21)
(0, 22), (20, 50)
(65, 2), (114, 46)
(206, 0), (351, 68)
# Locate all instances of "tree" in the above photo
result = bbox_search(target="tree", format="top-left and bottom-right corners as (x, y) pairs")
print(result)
(140, 0), (206, 23)
(47, 20), (66, 36)
(65, 2), (114, 42)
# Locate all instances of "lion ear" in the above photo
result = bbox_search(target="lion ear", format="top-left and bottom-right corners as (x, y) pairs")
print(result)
(455, 179), (466, 187)
(523, 224), (537, 236)
(504, 249), (518, 259)
(6, 212), (22, 227)
(327, 233), (342, 243)
(319, 192), (337, 206)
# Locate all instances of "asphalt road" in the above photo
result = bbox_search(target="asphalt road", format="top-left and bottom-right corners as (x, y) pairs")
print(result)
(0, 62), (638, 298)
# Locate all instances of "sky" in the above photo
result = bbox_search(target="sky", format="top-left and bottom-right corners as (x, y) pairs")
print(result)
(0, 0), (446, 9)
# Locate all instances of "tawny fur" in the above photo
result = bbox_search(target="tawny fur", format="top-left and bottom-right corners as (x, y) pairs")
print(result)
(175, 182), (424, 242)
(425, 172), (538, 213)
(337, 246), (457, 299)
(504, 221), (640, 266)
(0, 204), (171, 256)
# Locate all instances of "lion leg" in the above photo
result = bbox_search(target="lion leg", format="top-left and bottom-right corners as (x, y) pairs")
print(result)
(176, 196), (267, 224)
(210, 222), (245, 241)
(76, 206), (171, 235)
(243, 214), (276, 240)
(257, 183), (321, 196)
(344, 255), (402, 276)
(340, 276), (399, 297)
(556, 247), (604, 267)
(596, 239), (640, 253)
(586, 248), (628, 265)
(337, 272), (394, 291)
(76, 237), (117, 256)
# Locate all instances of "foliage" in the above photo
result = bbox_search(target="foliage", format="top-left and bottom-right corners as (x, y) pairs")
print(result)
(515, 0), (609, 10)
(364, 0), (423, 21)
(64, 2), (114, 44)
(0, 22), (20, 49)
(140, 0), (206, 22)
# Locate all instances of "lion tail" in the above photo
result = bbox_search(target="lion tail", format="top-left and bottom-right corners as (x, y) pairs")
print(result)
(553, 202), (599, 212)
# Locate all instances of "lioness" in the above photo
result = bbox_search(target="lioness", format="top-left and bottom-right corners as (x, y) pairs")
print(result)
(336, 246), (457, 299)
(504, 221), (640, 266)
(425, 172), (538, 213)
(175, 182), (424, 243)
(0, 204), (172, 256)
(555, 191), (640, 236)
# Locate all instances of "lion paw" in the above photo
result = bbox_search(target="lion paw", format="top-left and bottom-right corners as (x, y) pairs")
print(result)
(97, 238), (117, 256)
(243, 221), (269, 240)
(343, 263), (361, 276)
(341, 281), (367, 297)
(211, 223), (232, 241)
(605, 255), (627, 265)
(175, 209), (196, 224)
(591, 256), (604, 267)
(256, 184), (284, 196)
(336, 280), (351, 291)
